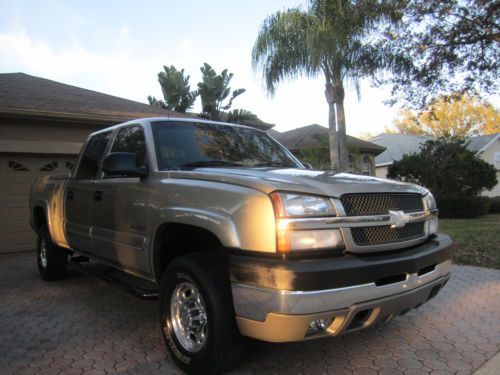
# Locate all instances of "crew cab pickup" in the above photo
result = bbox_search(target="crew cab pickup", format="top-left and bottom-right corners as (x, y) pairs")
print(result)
(30, 117), (453, 374)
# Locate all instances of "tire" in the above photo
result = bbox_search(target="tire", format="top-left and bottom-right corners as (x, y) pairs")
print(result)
(37, 225), (68, 281)
(159, 253), (244, 374)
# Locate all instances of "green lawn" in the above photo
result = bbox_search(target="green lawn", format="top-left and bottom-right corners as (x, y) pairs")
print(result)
(439, 214), (500, 269)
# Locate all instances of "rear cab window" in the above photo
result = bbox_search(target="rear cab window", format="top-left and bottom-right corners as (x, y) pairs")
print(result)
(74, 131), (112, 179)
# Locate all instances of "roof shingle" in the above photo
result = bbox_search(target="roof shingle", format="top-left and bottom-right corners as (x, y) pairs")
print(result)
(0, 72), (192, 123)
(269, 124), (386, 155)
(370, 133), (500, 166)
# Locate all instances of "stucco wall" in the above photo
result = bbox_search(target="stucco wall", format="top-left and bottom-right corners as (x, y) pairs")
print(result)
(375, 165), (389, 179)
(478, 137), (500, 197)
(0, 117), (103, 143)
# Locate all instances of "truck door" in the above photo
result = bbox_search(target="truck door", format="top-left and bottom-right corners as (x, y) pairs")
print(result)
(91, 125), (151, 276)
(65, 131), (112, 253)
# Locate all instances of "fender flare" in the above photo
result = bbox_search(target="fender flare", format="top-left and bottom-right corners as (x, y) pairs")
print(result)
(152, 206), (241, 249)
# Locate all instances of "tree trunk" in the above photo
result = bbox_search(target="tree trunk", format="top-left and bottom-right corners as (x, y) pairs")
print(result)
(336, 100), (348, 171)
(325, 83), (340, 171)
(333, 74), (348, 171)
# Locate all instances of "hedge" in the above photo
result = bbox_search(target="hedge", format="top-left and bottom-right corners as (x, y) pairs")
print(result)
(437, 195), (491, 218)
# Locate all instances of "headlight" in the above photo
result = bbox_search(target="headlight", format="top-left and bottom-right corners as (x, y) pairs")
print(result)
(423, 192), (438, 234)
(270, 192), (336, 217)
(270, 192), (343, 252)
(424, 192), (437, 210)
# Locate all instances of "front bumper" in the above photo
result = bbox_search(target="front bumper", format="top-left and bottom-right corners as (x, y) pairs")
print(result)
(230, 234), (454, 342)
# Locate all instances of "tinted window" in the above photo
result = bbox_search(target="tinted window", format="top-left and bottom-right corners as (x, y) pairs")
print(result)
(110, 126), (147, 167)
(152, 121), (300, 170)
(75, 132), (112, 179)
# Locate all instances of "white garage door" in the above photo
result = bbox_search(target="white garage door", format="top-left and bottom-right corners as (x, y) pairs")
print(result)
(0, 155), (76, 253)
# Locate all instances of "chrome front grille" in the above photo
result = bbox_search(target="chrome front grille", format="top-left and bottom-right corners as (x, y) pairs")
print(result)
(339, 193), (427, 248)
(340, 193), (423, 216)
(351, 222), (426, 246)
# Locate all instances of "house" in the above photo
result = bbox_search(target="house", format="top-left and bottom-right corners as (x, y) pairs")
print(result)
(370, 133), (500, 197)
(269, 124), (386, 175)
(0, 73), (191, 253)
(0, 72), (272, 254)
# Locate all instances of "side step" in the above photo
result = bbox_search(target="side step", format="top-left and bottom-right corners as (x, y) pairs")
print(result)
(69, 257), (159, 299)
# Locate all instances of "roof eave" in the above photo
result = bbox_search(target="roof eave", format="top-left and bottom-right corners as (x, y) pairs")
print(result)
(0, 107), (192, 125)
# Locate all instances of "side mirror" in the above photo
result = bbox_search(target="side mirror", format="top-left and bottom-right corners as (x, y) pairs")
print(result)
(302, 162), (314, 170)
(102, 152), (148, 178)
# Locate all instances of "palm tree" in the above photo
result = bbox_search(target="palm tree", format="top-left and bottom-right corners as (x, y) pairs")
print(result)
(198, 63), (246, 121)
(148, 65), (198, 113)
(252, 0), (399, 171)
(226, 109), (265, 125)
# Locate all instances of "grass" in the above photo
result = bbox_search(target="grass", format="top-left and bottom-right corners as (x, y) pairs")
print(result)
(439, 214), (500, 269)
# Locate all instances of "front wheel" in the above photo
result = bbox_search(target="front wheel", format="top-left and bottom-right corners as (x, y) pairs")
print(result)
(37, 225), (67, 280)
(159, 254), (244, 374)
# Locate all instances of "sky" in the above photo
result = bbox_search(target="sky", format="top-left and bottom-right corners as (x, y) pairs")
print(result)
(1, 0), (410, 136)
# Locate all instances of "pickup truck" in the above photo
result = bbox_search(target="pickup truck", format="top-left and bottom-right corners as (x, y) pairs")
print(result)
(30, 117), (454, 374)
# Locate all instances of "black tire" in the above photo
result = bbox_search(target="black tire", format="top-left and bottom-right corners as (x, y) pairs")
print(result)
(159, 253), (244, 374)
(36, 225), (68, 281)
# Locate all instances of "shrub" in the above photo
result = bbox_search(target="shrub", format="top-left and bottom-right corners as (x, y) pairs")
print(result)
(388, 138), (497, 218)
(489, 196), (500, 214)
(438, 195), (491, 218)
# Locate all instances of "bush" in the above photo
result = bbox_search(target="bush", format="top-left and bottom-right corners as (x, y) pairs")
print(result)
(489, 196), (500, 214)
(388, 138), (498, 218)
(438, 195), (491, 218)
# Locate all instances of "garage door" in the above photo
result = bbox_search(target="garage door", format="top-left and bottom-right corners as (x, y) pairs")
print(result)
(0, 155), (76, 253)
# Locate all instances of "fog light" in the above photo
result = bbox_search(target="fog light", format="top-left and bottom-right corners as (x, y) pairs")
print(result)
(306, 317), (334, 337)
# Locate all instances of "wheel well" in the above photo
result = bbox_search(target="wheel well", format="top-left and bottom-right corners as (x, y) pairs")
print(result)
(33, 206), (46, 233)
(153, 223), (228, 282)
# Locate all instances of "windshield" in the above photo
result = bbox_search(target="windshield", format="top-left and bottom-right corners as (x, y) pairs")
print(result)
(152, 121), (302, 170)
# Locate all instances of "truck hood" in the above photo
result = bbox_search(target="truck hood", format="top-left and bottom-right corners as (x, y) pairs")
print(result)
(167, 168), (428, 197)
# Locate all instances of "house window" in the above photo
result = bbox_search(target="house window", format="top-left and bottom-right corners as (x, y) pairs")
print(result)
(8, 161), (29, 171)
(40, 161), (58, 172)
(362, 156), (372, 175)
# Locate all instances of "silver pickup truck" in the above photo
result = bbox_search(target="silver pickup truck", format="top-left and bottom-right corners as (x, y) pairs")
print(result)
(30, 117), (454, 374)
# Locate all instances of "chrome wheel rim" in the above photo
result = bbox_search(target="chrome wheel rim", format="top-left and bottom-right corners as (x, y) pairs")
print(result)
(39, 238), (48, 269)
(170, 281), (208, 352)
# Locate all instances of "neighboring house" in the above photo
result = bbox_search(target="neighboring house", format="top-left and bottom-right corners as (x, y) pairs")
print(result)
(370, 133), (500, 197)
(269, 124), (386, 175)
(0, 72), (272, 254)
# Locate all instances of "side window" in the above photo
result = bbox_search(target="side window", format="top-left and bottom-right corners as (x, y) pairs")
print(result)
(110, 126), (147, 167)
(74, 132), (112, 179)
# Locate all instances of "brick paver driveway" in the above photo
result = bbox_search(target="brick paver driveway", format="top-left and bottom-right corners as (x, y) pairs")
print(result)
(1, 252), (499, 375)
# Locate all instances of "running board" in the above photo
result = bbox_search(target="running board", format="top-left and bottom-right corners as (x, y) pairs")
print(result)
(69, 257), (159, 299)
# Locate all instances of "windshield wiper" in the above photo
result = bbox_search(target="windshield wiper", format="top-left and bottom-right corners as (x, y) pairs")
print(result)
(179, 160), (246, 168)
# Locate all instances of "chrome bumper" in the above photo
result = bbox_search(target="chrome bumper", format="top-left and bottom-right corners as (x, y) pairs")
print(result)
(232, 259), (451, 321)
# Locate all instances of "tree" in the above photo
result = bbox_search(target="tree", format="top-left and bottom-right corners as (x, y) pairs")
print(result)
(252, 1), (400, 171)
(387, 138), (497, 217)
(392, 93), (500, 137)
(148, 65), (198, 112)
(147, 95), (167, 109)
(226, 109), (265, 125)
(297, 134), (331, 170)
(197, 63), (245, 121)
(383, 0), (500, 108)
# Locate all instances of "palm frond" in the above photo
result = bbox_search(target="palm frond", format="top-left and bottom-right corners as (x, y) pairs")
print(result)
(252, 8), (321, 95)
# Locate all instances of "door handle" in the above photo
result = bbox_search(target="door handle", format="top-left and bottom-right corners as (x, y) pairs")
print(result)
(67, 190), (74, 201)
(93, 190), (103, 202)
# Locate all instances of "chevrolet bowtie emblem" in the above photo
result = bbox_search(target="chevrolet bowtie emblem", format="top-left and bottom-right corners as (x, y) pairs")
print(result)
(388, 210), (411, 228)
